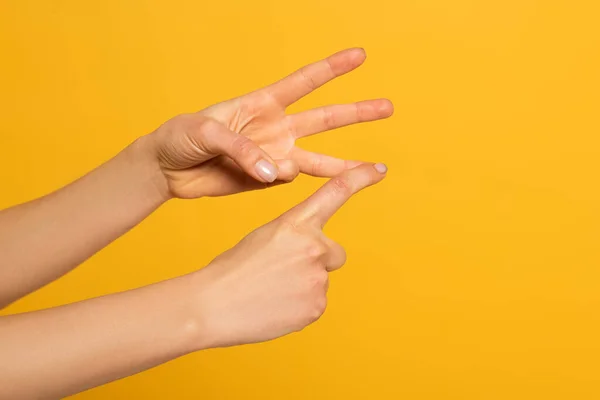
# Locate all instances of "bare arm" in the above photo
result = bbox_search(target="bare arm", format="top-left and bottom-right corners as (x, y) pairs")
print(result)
(0, 164), (386, 400)
(0, 140), (168, 307)
(0, 48), (392, 308)
(0, 274), (200, 399)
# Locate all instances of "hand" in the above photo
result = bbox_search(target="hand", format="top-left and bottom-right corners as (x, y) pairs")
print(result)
(146, 48), (393, 199)
(190, 163), (388, 349)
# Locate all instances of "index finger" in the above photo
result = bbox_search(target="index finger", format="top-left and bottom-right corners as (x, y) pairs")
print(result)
(287, 163), (388, 227)
(262, 48), (367, 108)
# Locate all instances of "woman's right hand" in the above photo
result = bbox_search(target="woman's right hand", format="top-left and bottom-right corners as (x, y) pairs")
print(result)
(189, 163), (388, 349)
(144, 48), (393, 200)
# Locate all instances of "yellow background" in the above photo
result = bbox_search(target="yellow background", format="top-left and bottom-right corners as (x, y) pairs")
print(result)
(1, 0), (600, 398)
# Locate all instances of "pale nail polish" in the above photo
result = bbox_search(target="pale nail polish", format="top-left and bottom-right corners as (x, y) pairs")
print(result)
(255, 160), (278, 182)
(374, 163), (388, 174)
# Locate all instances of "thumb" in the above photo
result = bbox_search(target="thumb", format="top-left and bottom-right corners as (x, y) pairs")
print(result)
(191, 117), (279, 183)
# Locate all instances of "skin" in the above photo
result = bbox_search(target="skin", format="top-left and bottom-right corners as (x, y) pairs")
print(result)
(0, 164), (387, 399)
(0, 48), (392, 307)
(0, 48), (392, 399)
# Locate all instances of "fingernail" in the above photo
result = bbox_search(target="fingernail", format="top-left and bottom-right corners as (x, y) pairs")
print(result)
(255, 160), (278, 182)
(374, 163), (388, 174)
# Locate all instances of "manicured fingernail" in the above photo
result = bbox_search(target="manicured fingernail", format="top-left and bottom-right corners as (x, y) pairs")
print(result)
(374, 163), (388, 174)
(255, 160), (278, 182)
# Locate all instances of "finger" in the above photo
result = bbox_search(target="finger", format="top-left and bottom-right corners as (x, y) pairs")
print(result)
(197, 118), (279, 183)
(287, 163), (388, 227)
(262, 48), (367, 108)
(290, 147), (362, 177)
(274, 159), (300, 182)
(324, 238), (347, 272)
(197, 157), (299, 196)
(243, 159), (300, 190)
(225, 158), (299, 189)
(287, 99), (394, 139)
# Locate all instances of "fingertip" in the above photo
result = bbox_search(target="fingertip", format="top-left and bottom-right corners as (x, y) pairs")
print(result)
(379, 99), (394, 117)
(374, 163), (388, 174)
(255, 159), (279, 183)
(349, 47), (367, 64)
(352, 46), (366, 55)
(275, 159), (300, 182)
(332, 48), (367, 71)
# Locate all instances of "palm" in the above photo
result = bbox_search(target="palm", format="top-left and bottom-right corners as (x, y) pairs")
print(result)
(168, 48), (393, 198)
(206, 93), (296, 163)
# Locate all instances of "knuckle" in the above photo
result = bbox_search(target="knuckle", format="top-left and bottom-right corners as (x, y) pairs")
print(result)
(335, 247), (348, 268)
(354, 102), (365, 122)
(163, 113), (193, 134)
(309, 295), (328, 323)
(176, 114), (217, 138)
(307, 269), (328, 289)
(339, 244), (348, 262)
(196, 116), (219, 132)
(310, 156), (323, 176)
(273, 218), (308, 244)
(292, 322), (307, 333)
(340, 253), (348, 267)
(322, 107), (336, 130)
(275, 217), (300, 236)
(299, 66), (318, 91)
(306, 238), (328, 259)
(172, 112), (194, 124)
(179, 113), (203, 128)
(330, 176), (353, 196)
(231, 135), (256, 159)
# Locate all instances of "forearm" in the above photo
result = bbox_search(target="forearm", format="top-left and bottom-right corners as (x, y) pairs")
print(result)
(0, 272), (204, 399)
(0, 137), (170, 307)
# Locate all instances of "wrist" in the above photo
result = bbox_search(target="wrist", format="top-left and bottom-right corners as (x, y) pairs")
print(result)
(182, 268), (224, 352)
(155, 273), (216, 356)
(125, 135), (173, 204)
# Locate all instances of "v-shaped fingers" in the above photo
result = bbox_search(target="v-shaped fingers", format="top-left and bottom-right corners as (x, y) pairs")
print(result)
(262, 48), (367, 108)
(286, 99), (393, 139)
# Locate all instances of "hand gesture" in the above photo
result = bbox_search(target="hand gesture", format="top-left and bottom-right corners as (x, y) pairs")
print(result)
(191, 163), (387, 348)
(147, 48), (393, 199)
